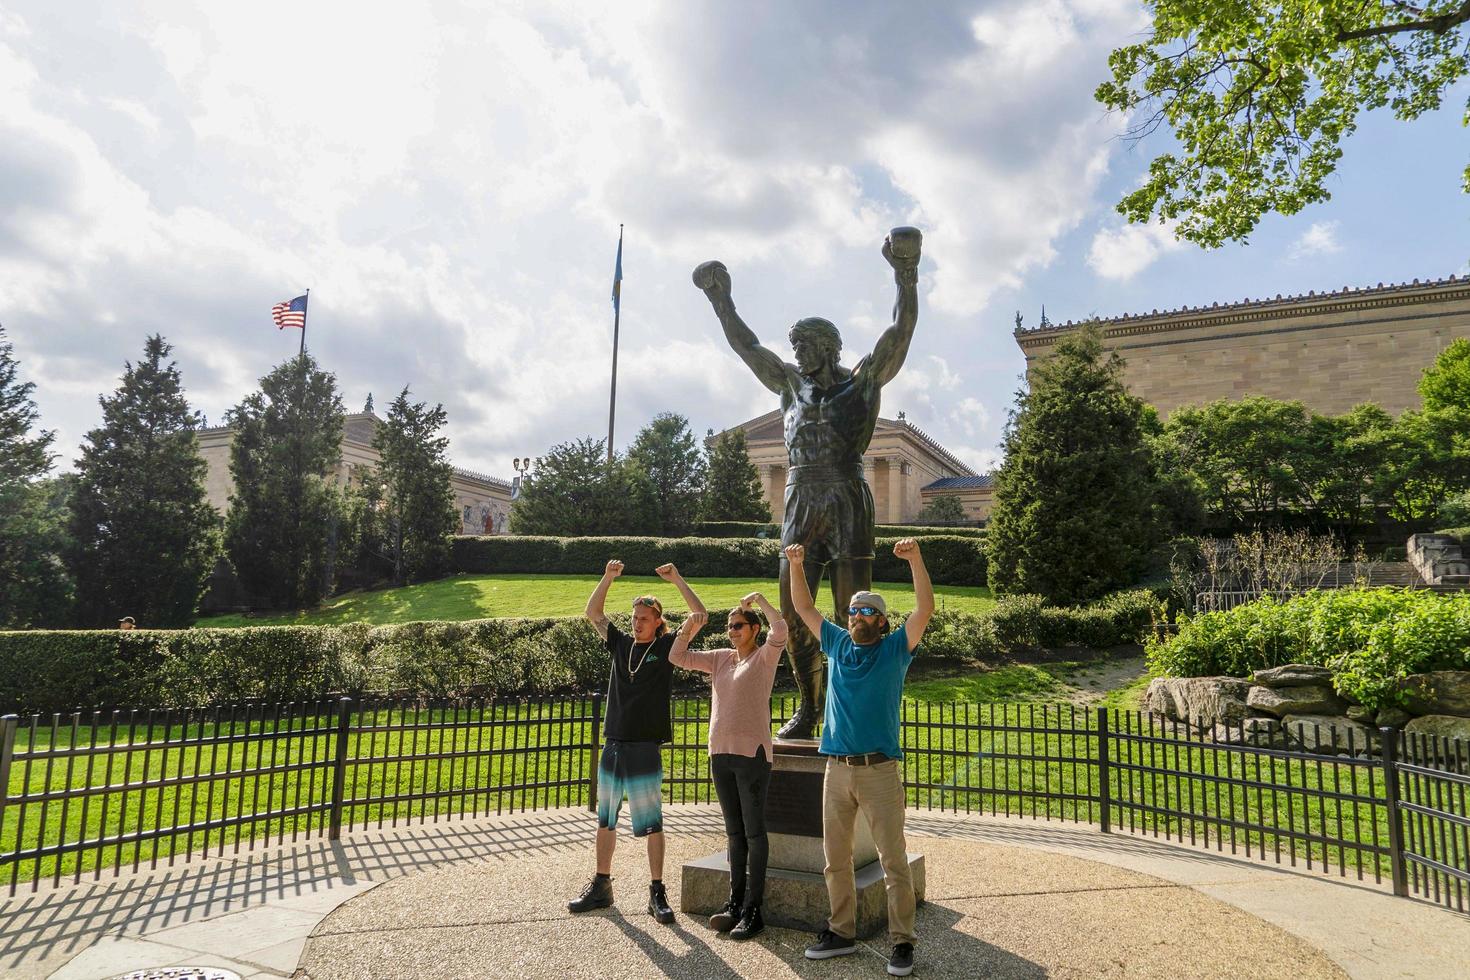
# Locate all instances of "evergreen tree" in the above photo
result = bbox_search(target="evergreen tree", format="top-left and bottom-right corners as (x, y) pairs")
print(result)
(914, 493), (966, 524)
(69, 336), (221, 626)
(0, 326), (72, 627)
(987, 326), (1162, 604)
(699, 427), (771, 523)
(627, 412), (706, 536)
(372, 387), (458, 584)
(224, 353), (345, 608)
(509, 437), (650, 536)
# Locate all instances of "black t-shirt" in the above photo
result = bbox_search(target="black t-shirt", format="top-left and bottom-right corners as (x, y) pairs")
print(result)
(603, 622), (676, 743)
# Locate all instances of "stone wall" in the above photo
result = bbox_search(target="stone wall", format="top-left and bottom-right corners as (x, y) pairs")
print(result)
(1143, 667), (1470, 754)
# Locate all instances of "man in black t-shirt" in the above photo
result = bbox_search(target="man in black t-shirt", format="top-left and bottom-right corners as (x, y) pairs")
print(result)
(567, 559), (707, 925)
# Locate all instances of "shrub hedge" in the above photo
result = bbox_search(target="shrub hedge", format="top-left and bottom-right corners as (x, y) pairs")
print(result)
(450, 534), (987, 587)
(1146, 588), (1470, 712)
(0, 590), (1155, 713)
(692, 521), (985, 539)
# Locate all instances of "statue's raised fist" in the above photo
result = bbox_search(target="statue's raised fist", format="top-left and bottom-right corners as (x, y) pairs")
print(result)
(692, 261), (731, 294)
(883, 226), (922, 270)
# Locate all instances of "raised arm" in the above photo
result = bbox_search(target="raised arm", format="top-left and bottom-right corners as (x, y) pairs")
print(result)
(693, 261), (793, 396)
(783, 544), (826, 638)
(741, 591), (788, 650)
(584, 559), (622, 641)
(865, 228), (922, 388)
(894, 538), (933, 652)
(669, 611), (715, 672)
(655, 562), (706, 617)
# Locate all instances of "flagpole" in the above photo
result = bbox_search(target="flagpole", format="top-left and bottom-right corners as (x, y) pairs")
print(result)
(607, 226), (622, 464)
(300, 289), (309, 358)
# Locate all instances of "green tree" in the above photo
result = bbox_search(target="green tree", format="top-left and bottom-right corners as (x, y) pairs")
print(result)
(913, 493), (966, 524)
(1377, 407), (1470, 519)
(1302, 403), (1396, 528)
(68, 336), (221, 627)
(0, 326), (72, 627)
(1419, 337), (1470, 411)
(1097, 1), (1470, 246)
(509, 437), (650, 536)
(987, 327), (1162, 604)
(627, 412), (706, 536)
(224, 353), (346, 608)
(1161, 397), (1319, 524)
(699, 427), (771, 523)
(371, 388), (457, 584)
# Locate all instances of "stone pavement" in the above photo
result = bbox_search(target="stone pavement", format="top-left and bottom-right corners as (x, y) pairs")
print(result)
(0, 806), (1464, 979)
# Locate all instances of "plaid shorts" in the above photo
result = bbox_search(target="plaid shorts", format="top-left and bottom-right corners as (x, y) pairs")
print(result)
(597, 740), (664, 837)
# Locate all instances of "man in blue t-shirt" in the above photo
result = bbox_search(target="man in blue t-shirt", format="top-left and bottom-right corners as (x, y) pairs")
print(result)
(787, 538), (934, 978)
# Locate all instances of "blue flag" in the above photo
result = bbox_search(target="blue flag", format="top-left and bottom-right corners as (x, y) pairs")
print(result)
(611, 232), (623, 313)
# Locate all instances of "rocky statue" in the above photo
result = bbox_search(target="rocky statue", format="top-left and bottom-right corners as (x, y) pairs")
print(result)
(692, 227), (922, 738)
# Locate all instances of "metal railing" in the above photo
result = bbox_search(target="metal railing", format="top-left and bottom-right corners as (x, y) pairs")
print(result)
(2, 697), (1466, 913)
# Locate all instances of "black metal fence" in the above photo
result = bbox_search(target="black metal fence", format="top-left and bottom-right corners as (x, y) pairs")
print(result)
(2, 697), (1466, 914)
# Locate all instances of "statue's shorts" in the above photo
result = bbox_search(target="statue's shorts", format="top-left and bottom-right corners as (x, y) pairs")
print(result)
(781, 471), (875, 565)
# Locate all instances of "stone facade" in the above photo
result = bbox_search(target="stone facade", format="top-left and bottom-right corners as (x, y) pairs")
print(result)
(1014, 276), (1470, 416)
(721, 410), (989, 524)
(197, 412), (513, 534)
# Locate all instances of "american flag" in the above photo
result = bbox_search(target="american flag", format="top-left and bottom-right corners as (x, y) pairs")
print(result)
(271, 294), (308, 330)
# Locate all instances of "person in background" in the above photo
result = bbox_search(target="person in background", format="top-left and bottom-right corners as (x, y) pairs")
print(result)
(669, 590), (788, 940)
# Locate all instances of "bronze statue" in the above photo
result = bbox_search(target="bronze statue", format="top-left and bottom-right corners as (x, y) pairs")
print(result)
(693, 227), (922, 738)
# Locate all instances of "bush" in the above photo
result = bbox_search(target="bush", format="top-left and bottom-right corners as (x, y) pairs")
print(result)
(1147, 588), (1470, 712)
(452, 534), (987, 586)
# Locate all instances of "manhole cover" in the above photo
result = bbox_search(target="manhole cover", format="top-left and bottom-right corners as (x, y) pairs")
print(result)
(107, 969), (242, 980)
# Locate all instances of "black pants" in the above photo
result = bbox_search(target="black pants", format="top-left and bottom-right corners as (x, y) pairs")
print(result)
(710, 747), (772, 907)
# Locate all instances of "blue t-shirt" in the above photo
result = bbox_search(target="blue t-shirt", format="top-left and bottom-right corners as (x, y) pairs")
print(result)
(817, 619), (915, 759)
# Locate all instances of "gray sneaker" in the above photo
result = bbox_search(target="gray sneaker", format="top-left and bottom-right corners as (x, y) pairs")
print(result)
(805, 929), (857, 959)
(888, 942), (914, 976)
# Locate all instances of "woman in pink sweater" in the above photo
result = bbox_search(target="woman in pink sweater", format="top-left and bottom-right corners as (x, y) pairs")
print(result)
(670, 591), (787, 941)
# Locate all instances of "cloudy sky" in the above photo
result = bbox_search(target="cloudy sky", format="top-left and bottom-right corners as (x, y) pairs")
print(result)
(4, 1), (1468, 479)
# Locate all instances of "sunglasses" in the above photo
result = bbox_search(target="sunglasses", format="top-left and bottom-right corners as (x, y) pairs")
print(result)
(848, 605), (881, 617)
(633, 597), (662, 610)
(726, 622), (751, 631)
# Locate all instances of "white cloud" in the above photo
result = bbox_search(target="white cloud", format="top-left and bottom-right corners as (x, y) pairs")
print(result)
(1287, 221), (1343, 260)
(1087, 221), (1184, 281)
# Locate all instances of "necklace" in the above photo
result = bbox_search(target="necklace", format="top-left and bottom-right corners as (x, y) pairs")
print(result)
(627, 640), (654, 680)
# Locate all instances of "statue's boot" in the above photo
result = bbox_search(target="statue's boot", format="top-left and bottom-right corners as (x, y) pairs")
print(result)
(777, 664), (825, 740)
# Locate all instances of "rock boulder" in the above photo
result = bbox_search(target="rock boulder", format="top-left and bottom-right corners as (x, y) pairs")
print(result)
(1280, 714), (1375, 755)
(1399, 672), (1470, 717)
(1246, 684), (1347, 718)
(1253, 664), (1334, 688)
(1403, 714), (1470, 743)
(1144, 677), (1252, 728)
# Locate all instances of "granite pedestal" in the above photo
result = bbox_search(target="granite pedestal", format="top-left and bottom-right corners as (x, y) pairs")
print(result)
(680, 738), (925, 937)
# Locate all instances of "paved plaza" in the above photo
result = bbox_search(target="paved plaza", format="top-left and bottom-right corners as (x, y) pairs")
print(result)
(2, 806), (1465, 979)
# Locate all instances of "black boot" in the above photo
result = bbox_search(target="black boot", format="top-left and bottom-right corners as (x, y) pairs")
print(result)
(729, 905), (764, 941)
(708, 893), (743, 932)
(648, 881), (675, 924)
(777, 663), (824, 740)
(568, 874), (613, 913)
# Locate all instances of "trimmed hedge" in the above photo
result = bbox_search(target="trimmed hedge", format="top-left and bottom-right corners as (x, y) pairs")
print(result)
(450, 534), (987, 587)
(1146, 588), (1470, 712)
(0, 590), (1157, 713)
(693, 521), (985, 540)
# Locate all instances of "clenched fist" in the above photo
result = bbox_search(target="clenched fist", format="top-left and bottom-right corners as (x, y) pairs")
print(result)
(679, 611), (708, 637)
(655, 563), (679, 582)
(893, 538), (921, 561)
(740, 592), (765, 611)
(784, 544), (805, 565)
(692, 260), (732, 296)
(883, 226), (922, 270)
(604, 559), (624, 578)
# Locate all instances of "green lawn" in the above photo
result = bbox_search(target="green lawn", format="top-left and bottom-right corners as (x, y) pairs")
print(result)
(195, 573), (997, 626)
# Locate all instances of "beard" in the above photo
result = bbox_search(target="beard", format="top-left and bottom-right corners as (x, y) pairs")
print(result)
(850, 619), (882, 645)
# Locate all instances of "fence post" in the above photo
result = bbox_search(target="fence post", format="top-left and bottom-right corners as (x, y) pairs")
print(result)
(1096, 706), (1111, 834)
(1379, 726), (1409, 897)
(328, 697), (352, 841)
(0, 715), (17, 835)
(588, 694), (603, 814)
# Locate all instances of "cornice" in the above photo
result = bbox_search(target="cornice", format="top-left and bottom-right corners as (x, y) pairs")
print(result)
(1015, 275), (1470, 352)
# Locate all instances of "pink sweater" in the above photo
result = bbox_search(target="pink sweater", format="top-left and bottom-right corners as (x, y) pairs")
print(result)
(670, 619), (788, 759)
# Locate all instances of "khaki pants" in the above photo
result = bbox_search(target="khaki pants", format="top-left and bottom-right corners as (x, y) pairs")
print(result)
(822, 757), (916, 944)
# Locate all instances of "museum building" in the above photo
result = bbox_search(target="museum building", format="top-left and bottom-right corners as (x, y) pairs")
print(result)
(1013, 275), (1470, 417)
(197, 412), (514, 534)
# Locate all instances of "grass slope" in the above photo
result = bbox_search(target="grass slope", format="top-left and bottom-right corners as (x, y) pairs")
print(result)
(197, 573), (997, 626)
